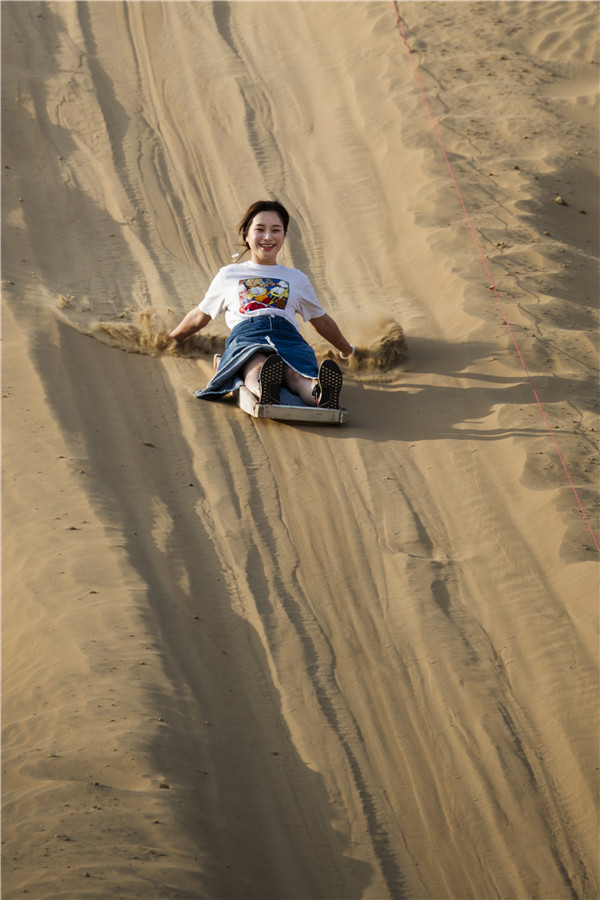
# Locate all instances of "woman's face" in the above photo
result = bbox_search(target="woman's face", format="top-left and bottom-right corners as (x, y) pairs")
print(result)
(246, 211), (285, 265)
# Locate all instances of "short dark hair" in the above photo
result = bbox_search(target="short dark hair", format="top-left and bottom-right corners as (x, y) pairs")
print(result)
(238, 200), (290, 245)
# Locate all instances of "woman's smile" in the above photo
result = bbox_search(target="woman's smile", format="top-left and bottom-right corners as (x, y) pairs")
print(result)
(246, 211), (285, 265)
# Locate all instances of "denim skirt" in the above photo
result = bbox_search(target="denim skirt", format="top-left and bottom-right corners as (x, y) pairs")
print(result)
(196, 315), (319, 400)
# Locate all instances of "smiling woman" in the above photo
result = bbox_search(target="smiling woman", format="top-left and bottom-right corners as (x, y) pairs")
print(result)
(245, 211), (285, 265)
(169, 200), (355, 408)
(239, 200), (289, 265)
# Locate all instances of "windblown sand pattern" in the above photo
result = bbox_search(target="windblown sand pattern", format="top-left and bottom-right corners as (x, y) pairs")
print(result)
(2, 2), (598, 898)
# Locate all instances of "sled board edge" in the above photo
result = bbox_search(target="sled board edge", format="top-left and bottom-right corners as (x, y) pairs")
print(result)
(238, 386), (348, 424)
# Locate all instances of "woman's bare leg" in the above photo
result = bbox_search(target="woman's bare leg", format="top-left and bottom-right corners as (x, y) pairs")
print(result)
(241, 353), (269, 399)
(283, 365), (318, 406)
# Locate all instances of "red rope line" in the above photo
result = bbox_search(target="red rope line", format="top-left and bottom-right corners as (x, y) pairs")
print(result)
(392, 0), (599, 554)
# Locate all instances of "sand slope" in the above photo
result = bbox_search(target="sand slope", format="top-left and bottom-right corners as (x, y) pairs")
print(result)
(2, 2), (598, 898)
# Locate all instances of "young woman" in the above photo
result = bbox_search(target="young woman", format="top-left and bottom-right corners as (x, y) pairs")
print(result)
(169, 200), (354, 408)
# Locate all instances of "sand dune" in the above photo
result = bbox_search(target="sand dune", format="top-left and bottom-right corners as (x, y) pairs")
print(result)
(2, 2), (598, 898)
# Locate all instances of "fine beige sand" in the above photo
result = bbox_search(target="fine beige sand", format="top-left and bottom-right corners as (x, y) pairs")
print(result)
(2, 2), (598, 898)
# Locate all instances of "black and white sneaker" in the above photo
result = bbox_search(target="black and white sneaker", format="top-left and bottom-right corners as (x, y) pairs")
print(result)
(314, 359), (343, 409)
(258, 354), (283, 405)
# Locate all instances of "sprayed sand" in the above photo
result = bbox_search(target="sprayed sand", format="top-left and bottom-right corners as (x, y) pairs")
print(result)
(2, 2), (598, 898)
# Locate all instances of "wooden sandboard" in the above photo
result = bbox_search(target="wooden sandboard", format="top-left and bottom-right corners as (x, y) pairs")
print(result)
(238, 385), (348, 424)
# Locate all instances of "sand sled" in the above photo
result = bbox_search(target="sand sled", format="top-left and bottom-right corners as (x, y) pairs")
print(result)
(238, 385), (348, 424)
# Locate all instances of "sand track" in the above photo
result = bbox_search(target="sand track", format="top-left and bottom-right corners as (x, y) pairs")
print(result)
(2, 2), (598, 898)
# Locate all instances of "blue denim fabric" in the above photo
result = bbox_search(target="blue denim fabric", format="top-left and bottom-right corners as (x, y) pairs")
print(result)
(196, 315), (318, 400)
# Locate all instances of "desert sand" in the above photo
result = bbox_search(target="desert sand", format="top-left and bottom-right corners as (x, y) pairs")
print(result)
(2, 2), (598, 898)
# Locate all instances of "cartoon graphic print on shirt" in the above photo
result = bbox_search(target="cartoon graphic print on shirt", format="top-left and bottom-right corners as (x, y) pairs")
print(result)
(238, 277), (290, 314)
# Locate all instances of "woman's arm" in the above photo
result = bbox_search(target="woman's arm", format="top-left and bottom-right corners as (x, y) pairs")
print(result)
(309, 314), (353, 357)
(170, 308), (212, 342)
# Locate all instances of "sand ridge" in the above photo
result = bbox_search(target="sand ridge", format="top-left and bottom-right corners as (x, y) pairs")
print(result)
(2, 2), (598, 898)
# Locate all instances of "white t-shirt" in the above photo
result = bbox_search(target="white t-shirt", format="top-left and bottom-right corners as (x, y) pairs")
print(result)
(198, 262), (326, 332)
